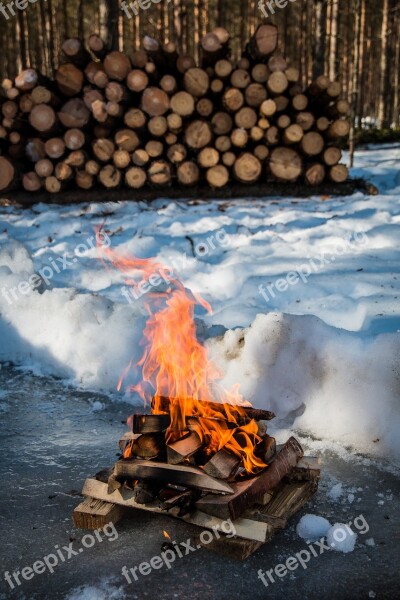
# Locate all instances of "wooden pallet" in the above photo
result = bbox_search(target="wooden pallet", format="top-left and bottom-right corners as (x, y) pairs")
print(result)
(73, 471), (318, 559)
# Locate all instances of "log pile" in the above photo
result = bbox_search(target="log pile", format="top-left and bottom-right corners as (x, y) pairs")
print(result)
(74, 394), (321, 558)
(1, 25), (350, 195)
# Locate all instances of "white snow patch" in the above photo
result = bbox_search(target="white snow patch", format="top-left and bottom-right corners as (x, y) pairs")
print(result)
(327, 523), (357, 553)
(65, 580), (126, 600)
(296, 514), (332, 542)
(328, 483), (344, 502)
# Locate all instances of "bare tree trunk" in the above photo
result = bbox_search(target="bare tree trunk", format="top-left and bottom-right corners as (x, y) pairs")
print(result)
(349, 0), (361, 167)
(378, 0), (389, 128)
(329, 0), (339, 80)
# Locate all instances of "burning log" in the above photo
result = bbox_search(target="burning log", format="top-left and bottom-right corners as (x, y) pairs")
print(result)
(195, 437), (303, 520)
(132, 414), (171, 434)
(151, 396), (276, 422)
(167, 431), (203, 465)
(131, 433), (166, 460)
(113, 459), (234, 494)
(203, 448), (241, 480)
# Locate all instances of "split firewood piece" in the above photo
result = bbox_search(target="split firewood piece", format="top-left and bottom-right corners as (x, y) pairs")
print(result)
(133, 480), (161, 504)
(114, 460), (234, 494)
(262, 435), (276, 462)
(131, 433), (166, 460)
(203, 448), (241, 480)
(131, 414), (171, 434)
(167, 431), (203, 465)
(152, 396), (276, 422)
(73, 496), (127, 529)
(305, 163), (326, 186)
(286, 456), (321, 482)
(195, 436), (304, 520)
(162, 489), (198, 515)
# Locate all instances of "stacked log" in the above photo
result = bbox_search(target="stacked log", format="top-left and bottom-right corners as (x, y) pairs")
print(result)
(0, 24), (350, 194)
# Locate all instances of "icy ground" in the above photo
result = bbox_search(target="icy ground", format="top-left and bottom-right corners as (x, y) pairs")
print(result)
(0, 144), (399, 464)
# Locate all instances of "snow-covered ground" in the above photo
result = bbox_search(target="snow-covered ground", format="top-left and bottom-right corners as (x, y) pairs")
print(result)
(0, 144), (399, 463)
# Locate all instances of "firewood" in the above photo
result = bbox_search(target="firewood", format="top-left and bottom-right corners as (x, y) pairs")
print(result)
(93, 69), (108, 88)
(64, 128), (85, 150)
(268, 54), (287, 73)
(233, 153), (262, 183)
(300, 132), (325, 156)
(54, 161), (73, 181)
(276, 114), (290, 129)
(132, 149), (149, 167)
(106, 102), (123, 118)
(195, 437), (304, 520)
(167, 112), (183, 133)
(210, 79), (224, 94)
(260, 99), (276, 117)
(323, 146), (342, 166)
(245, 24), (278, 61)
(285, 67), (300, 83)
(76, 170), (94, 190)
(177, 161), (200, 185)
(133, 480), (161, 504)
(99, 164), (121, 188)
(305, 163), (326, 186)
(56, 63), (84, 96)
(0, 156), (16, 191)
(85, 160), (100, 176)
(114, 459), (234, 494)
(329, 164), (349, 183)
(292, 94), (308, 111)
(26, 137), (46, 162)
(19, 93), (34, 113)
(231, 128), (248, 148)
(316, 116), (330, 132)
(65, 150), (86, 168)
(215, 135), (231, 152)
(131, 49), (148, 69)
(29, 104), (57, 133)
(35, 158), (54, 178)
(223, 87), (244, 112)
(327, 81), (342, 98)
(171, 92), (195, 117)
(184, 68), (209, 97)
(167, 143), (187, 164)
(45, 176), (61, 193)
(252, 64), (269, 83)
(160, 75), (177, 95)
(196, 98), (214, 117)
(283, 124), (304, 145)
(15, 68), (39, 91)
(145, 140), (164, 158)
(235, 107), (258, 129)
(2, 100), (18, 119)
(308, 75), (330, 95)
(92, 138), (115, 162)
(127, 69), (149, 93)
(148, 160), (172, 186)
(203, 449), (241, 480)
(328, 119), (350, 139)
(131, 414), (171, 434)
(254, 145), (269, 161)
(130, 433), (165, 459)
(148, 116), (168, 137)
(22, 171), (42, 192)
(141, 87), (170, 116)
(73, 496), (126, 529)
(245, 83), (267, 108)
(121, 164), (144, 190)
(231, 69), (251, 89)
(88, 34), (107, 59)
(296, 112), (315, 131)
(274, 95), (290, 112)
(185, 120), (213, 149)
(124, 107), (147, 129)
(269, 147), (302, 181)
(105, 82), (127, 103)
(329, 99), (350, 117)
(176, 55), (196, 74)
(215, 59), (233, 79)
(211, 112), (233, 135)
(198, 147), (219, 168)
(167, 431), (203, 464)
(103, 51), (131, 81)
(58, 98), (90, 128)
(113, 149), (131, 169)
(201, 32), (228, 67)
(207, 165), (230, 188)
(267, 72), (289, 95)
(222, 151), (236, 167)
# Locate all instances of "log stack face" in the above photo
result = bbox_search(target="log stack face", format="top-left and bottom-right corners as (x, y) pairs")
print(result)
(0, 25), (350, 194)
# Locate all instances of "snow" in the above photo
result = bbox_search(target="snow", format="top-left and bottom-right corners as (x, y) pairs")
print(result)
(0, 145), (399, 462)
(327, 523), (357, 553)
(65, 580), (126, 600)
(328, 483), (344, 502)
(296, 514), (332, 541)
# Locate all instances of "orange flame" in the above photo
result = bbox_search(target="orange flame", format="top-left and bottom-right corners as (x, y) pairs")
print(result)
(163, 530), (171, 540)
(98, 232), (266, 474)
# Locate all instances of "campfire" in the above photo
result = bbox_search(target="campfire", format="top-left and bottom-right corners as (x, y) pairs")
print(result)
(74, 242), (320, 559)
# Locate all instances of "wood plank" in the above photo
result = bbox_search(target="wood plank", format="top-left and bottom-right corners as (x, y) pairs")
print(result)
(195, 436), (304, 520)
(167, 431), (203, 464)
(203, 448), (241, 479)
(132, 414), (170, 433)
(73, 497), (127, 529)
(113, 459), (234, 494)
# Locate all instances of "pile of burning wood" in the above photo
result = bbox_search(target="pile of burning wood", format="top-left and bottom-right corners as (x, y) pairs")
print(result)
(75, 394), (320, 558)
(1, 23), (350, 195)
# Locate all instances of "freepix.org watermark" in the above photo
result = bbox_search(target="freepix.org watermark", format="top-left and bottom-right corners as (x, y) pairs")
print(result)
(258, 0), (298, 19)
(1, 230), (111, 306)
(122, 519), (236, 584)
(258, 231), (369, 304)
(0, 0), (45, 21)
(3, 522), (118, 590)
(257, 514), (369, 588)
(121, 0), (172, 20)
